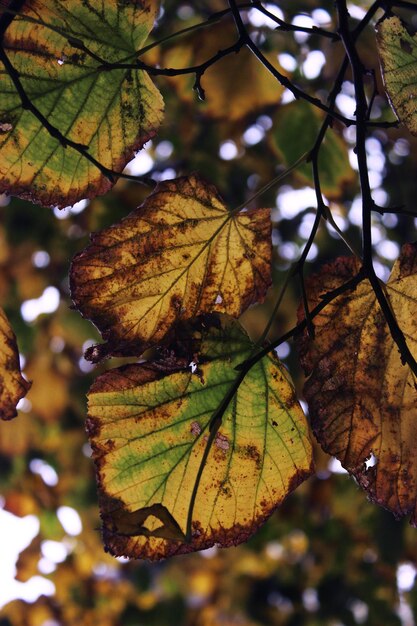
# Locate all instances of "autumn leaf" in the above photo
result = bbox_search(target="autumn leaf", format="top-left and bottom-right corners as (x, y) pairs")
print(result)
(0, 306), (30, 420)
(377, 16), (417, 135)
(0, 0), (163, 207)
(162, 22), (286, 121)
(70, 174), (271, 360)
(0, 308), (30, 420)
(269, 100), (354, 199)
(87, 315), (313, 560)
(297, 244), (417, 524)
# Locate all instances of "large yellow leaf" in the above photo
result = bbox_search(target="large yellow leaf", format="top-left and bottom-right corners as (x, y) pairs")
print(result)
(377, 16), (417, 135)
(297, 244), (417, 524)
(87, 315), (313, 559)
(70, 174), (271, 360)
(0, 0), (163, 207)
(0, 307), (30, 420)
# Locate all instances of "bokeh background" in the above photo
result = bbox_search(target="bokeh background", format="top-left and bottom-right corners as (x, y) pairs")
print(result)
(2, 1), (417, 624)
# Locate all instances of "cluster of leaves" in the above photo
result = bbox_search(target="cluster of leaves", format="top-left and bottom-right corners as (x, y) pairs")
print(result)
(1, 0), (417, 606)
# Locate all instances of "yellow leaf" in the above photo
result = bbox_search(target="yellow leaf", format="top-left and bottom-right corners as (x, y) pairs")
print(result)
(0, 307), (30, 420)
(70, 174), (271, 360)
(297, 244), (417, 524)
(87, 315), (313, 559)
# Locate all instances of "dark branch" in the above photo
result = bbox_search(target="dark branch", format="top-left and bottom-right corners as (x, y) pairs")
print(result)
(336, 0), (417, 377)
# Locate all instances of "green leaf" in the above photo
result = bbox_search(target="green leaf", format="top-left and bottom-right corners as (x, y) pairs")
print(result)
(87, 315), (313, 560)
(269, 100), (354, 199)
(377, 16), (417, 135)
(0, 0), (163, 207)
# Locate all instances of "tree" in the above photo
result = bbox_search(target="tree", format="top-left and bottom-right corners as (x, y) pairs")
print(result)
(1, 0), (417, 623)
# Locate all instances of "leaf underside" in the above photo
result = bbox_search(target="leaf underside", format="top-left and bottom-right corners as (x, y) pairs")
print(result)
(377, 16), (417, 135)
(0, 307), (30, 420)
(87, 315), (313, 560)
(70, 174), (272, 361)
(297, 243), (417, 524)
(0, 0), (163, 207)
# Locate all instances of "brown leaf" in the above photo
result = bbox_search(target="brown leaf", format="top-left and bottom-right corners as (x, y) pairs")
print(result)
(297, 244), (417, 524)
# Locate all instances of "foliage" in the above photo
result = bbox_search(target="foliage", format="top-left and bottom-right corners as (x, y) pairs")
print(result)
(2, 0), (417, 622)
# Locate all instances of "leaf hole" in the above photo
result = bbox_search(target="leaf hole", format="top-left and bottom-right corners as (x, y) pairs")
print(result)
(364, 452), (378, 470)
(141, 514), (164, 532)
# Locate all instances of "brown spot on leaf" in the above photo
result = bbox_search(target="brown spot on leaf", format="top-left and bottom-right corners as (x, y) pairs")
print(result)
(242, 444), (262, 469)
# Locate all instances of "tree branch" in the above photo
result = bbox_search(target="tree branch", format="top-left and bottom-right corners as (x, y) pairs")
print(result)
(336, 0), (417, 377)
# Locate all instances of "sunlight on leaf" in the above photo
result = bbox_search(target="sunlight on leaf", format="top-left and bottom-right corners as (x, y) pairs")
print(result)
(87, 315), (313, 559)
(377, 16), (417, 135)
(297, 244), (417, 524)
(0, 0), (163, 207)
(70, 174), (271, 360)
(0, 307), (30, 420)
